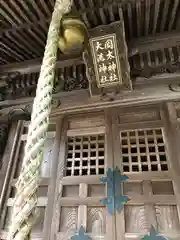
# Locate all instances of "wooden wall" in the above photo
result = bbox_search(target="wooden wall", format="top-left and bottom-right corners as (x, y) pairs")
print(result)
(0, 101), (180, 240)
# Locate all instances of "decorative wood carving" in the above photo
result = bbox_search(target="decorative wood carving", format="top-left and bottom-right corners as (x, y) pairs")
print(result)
(169, 83), (180, 92)
(125, 205), (148, 234)
(0, 100), (60, 124)
(0, 65), (88, 100)
(155, 205), (180, 233)
(132, 61), (180, 79)
(87, 207), (106, 235)
(59, 207), (78, 233)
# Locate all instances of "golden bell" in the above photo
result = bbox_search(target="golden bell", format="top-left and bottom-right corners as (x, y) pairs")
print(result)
(58, 14), (87, 55)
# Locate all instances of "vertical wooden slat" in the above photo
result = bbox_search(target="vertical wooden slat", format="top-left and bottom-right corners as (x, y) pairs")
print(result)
(168, 0), (179, 30)
(136, 0), (142, 37)
(79, 137), (83, 176)
(99, 8), (107, 25)
(0, 121), (24, 229)
(0, 123), (19, 207)
(81, 12), (91, 28)
(144, 130), (151, 171)
(136, 130), (142, 172)
(153, 130), (161, 172)
(104, 109), (116, 240)
(111, 109), (125, 240)
(87, 136), (91, 176)
(127, 3), (133, 38)
(146, 52), (152, 66)
(145, 0), (151, 36)
(43, 118), (62, 240)
(108, 4), (115, 22)
(161, 49), (167, 64)
(154, 51), (160, 66)
(160, 0), (170, 32)
(50, 117), (68, 239)
(127, 131), (132, 172)
(143, 181), (157, 228)
(152, 0), (160, 34)
(139, 54), (145, 69)
(78, 183), (88, 229)
(160, 102), (180, 220)
(96, 136), (99, 175)
(168, 47), (175, 62)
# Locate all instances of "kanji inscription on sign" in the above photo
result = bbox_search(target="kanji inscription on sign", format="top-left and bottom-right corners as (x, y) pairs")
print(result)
(90, 34), (122, 88)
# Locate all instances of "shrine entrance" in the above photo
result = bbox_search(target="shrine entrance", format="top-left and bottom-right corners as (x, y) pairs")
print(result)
(49, 105), (180, 240)
(0, 105), (180, 239)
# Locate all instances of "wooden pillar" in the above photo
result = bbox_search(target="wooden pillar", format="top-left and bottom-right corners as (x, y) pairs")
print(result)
(0, 121), (22, 215)
(160, 102), (180, 215)
(43, 117), (63, 240)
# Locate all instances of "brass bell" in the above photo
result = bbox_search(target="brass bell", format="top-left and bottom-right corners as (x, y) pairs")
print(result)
(58, 13), (87, 55)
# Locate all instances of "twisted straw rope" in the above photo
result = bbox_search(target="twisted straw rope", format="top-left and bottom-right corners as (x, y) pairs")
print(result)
(8, 1), (72, 239)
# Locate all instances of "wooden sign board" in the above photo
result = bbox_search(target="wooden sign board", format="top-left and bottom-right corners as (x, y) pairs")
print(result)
(84, 13), (132, 96)
(90, 34), (122, 88)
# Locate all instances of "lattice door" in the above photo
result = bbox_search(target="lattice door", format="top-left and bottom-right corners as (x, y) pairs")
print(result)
(53, 115), (115, 240)
(52, 111), (180, 240)
(115, 126), (180, 240)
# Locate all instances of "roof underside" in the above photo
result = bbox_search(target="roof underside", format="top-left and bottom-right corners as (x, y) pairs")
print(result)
(0, 0), (180, 65)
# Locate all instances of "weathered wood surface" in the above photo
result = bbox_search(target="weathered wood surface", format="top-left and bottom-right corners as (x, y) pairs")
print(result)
(0, 0), (180, 65)
(0, 81), (180, 121)
(0, 56), (83, 75)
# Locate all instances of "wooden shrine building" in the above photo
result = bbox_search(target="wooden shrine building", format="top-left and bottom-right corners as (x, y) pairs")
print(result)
(1, 0), (180, 239)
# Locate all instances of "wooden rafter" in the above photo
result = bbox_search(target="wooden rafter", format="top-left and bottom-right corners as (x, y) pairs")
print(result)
(129, 31), (180, 57)
(0, 55), (83, 75)
(0, 0), (180, 66)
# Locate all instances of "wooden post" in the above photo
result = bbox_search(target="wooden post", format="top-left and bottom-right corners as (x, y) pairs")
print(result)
(160, 102), (180, 217)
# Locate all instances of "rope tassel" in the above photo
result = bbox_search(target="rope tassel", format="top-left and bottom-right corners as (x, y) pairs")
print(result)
(8, 1), (72, 239)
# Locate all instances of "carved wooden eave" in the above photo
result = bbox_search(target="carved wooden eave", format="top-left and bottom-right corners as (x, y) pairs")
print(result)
(0, 0), (180, 120)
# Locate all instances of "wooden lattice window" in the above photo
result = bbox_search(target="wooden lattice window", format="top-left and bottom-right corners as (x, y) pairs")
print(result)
(0, 121), (56, 239)
(65, 134), (105, 176)
(120, 128), (168, 173)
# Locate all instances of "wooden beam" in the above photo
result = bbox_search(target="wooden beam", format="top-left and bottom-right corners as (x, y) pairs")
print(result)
(0, 55), (83, 75)
(0, 78), (180, 119)
(128, 31), (180, 57)
(1, 30), (180, 76)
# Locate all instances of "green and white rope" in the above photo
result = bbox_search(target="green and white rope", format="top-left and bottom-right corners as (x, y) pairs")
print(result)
(8, 1), (72, 239)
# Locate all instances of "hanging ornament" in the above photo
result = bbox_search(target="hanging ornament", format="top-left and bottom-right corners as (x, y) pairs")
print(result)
(100, 167), (129, 215)
(141, 225), (168, 240)
(71, 226), (91, 240)
(58, 12), (87, 55)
